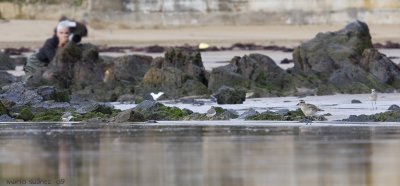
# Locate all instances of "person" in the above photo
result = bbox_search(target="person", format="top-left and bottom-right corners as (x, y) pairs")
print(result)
(23, 20), (77, 81)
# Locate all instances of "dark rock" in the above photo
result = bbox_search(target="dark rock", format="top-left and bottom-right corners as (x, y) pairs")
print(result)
(17, 107), (34, 121)
(343, 110), (400, 122)
(208, 53), (293, 96)
(280, 58), (293, 64)
(142, 48), (209, 98)
(131, 100), (192, 121)
(0, 71), (17, 86)
(223, 109), (239, 119)
(75, 102), (114, 115)
(0, 52), (16, 70)
(0, 101), (7, 115)
(36, 86), (56, 101)
(388, 104), (400, 111)
(239, 108), (259, 119)
(360, 48), (400, 87)
(214, 86), (245, 104)
(0, 114), (15, 122)
(246, 111), (283, 120)
(291, 20), (399, 94)
(114, 109), (146, 123)
(0, 82), (43, 107)
(112, 55), (153, 84)
(36, 86), (69, 102)
(117, 94), (144, 103)
(276, 109), (289, 115)
(351, 99), (362, 104)
(11, 56), (27, 66)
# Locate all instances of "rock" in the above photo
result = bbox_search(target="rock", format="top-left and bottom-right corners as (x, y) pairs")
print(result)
(0, 114), (15, 122)
(0, 82), (43, 107)
(142, 48), (209, 98)
(0, 52), (16, 70)
(117, 94), (144, 103)
(36, 86), (56, 101)
(36, 86), (70, 102)
(360, 48), (400, 87)
(114, 109), (146, 122)
(17, 107), (34, 121)
(351, 99), (362, 104)
(291, 20), (399, 94)
(223, 109), (239, 119)
(75, 102), (113, 115)
(343, 110), (400, 122)
(239, 108), (259, 119)
(0, 71), (17, 86)
(276, 109), (289, 115)
(208, 53), (293, 96)
(388, 104), (400, 111)
(0, 101), (7, 115)
(112, 55), (153, 84)
(131, 100), (192, 121)
(246, 111), (283, 120)
(214, 86), (245, 104)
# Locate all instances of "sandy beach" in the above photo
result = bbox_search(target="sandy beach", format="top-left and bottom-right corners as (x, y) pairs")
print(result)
(1, 20), (400, 49)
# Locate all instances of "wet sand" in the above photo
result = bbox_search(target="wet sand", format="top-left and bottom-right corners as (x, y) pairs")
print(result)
(1, 20), (400, 48)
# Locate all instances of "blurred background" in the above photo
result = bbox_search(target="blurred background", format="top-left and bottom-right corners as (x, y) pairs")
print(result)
(1, 0), (400, 27)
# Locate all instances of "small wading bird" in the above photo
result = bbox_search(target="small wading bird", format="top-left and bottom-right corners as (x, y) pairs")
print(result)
(370, 89), (378, 110)
(61, 112), (73, 122)
(297, 100), (324, 125)
(150, 92), (164, 101)
(207, 106), (216, 118)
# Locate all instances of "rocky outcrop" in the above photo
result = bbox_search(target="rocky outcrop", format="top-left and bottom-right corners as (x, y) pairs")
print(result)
(208, 53), (294, 97)
(292, 20), (400, 94)
(142, 48), (209, 98)
(27, 42), (153, 101)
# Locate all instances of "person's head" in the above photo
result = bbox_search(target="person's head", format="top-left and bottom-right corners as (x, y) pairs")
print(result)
(56, 20), (76, 46)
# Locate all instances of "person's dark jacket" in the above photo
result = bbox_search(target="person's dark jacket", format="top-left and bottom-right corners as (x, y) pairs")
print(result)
(36, 35), (59, 64)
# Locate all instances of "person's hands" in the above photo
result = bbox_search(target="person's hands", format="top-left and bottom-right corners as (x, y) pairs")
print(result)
(58, 35), (69, 47)
(57, 27), (70, 48)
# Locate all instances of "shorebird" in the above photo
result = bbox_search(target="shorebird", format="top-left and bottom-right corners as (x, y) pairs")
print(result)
(296, 100), (324, 125)
(150, 92), (164, 101)
(206, 106), (217, 118)
(61, 112), (73, 122)
(370, 89), (377, 110)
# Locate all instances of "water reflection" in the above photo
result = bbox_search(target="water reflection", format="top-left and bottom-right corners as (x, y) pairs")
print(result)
(0, 123), (400, 186)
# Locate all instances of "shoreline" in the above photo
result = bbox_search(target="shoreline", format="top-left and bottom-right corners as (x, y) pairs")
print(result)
(1, 20), (400, 49)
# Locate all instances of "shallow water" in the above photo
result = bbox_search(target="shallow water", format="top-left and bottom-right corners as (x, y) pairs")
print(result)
(1, 121), (400, 186)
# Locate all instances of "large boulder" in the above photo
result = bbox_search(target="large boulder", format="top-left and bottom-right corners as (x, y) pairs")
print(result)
(208, 53), (293, 96)
(292, 20), (399, 93)
(142, 48), (209, 98)
(112, 55), (152, 84)
(214, 86), (246, 104)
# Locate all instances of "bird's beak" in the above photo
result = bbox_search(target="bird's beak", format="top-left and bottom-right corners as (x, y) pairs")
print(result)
(296, 103), (299, 106)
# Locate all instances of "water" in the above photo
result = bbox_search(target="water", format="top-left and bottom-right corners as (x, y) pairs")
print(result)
(1, 121), (400, 186)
